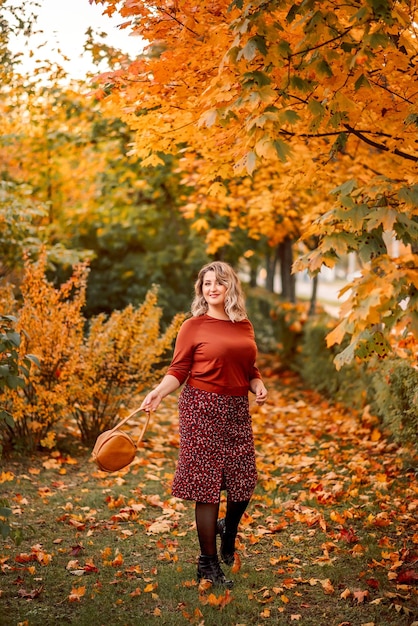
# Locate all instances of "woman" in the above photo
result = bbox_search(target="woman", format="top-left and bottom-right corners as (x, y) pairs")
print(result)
(140, 261), (267, 588)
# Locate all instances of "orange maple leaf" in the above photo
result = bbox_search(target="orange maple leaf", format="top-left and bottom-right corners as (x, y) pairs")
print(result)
(353, 589), (369, 603)
(199, 589), (233, 609)
(68, 585), (86, 602)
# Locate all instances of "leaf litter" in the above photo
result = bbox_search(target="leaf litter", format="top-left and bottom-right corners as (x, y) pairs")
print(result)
(0, 358), (417, 624)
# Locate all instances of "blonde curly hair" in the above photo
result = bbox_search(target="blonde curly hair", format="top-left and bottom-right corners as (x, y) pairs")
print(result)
(191, 261), (247, 322)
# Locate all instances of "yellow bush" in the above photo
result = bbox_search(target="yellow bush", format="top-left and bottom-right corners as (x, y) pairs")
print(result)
(2, 252), (87, 450)
(70, 287), (184, 444)
(1, 253), (184, 450)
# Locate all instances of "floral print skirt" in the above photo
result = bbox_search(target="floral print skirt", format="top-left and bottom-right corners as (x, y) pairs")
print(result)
(171, 385), (258, 504)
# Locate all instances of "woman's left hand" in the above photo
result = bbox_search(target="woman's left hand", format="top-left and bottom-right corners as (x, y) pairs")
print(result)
(250, 379), (268, 405)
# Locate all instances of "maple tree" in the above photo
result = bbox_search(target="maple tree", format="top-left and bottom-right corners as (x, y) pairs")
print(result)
(0, 19), (207, 319)
(91, 0), (418, 365)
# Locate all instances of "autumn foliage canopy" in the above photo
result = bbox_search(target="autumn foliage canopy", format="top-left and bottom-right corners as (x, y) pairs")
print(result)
(91, 0), (418, 366)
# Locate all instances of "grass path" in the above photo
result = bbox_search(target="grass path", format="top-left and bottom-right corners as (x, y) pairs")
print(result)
(1, 361), (417, 625)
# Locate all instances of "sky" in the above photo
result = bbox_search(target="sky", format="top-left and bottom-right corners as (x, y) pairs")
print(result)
(12, 0), (142, 79)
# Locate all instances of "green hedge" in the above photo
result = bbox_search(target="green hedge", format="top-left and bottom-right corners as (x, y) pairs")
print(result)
(368, 358), (418, 448)
(247, 288), (418, 450)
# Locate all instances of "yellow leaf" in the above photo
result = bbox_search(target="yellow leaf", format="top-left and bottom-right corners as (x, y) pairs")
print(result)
(0, 471), (15, 483)
(198, 109), (218, 128)
(141, 154), (165, 167)
(370, 428), (381, 441)
(231, 552), (242, 573)
(326, 321), (347, 347)
(208, 181), (227, 197)
(320, 579), (335, 594)
(112, 553), (124, 567)
(191, 218), (209, 233)
(68, 586), (86, 602)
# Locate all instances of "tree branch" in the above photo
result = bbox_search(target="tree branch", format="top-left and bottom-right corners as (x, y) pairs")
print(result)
(343, 124), (418, 162)
(156, 6), (200, 38)
(289, 27), (353, 59)
(367, 77), (415, 105)
(278, 126), (418, 162)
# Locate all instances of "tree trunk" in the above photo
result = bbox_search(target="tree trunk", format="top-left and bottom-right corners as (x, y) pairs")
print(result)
(308, 274), (318, 316)
(278, 237), (295, 302)
(265, 248), (278, 292)
(249, 263), (258, 288)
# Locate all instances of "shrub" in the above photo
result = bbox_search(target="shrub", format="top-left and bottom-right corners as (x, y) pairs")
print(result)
(0, 312), (38, 542)
(1, 253), (87, 451)
(368, 358), (418, 448)
(247, 288), (417, 448)
(296, 315), (370, 409)
(1, 254), (185, 451)
(69, 287), (184, 445)
(0, 314), (39, 434)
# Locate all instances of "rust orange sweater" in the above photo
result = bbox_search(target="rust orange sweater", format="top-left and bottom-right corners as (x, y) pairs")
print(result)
(166, 314), (262, 396)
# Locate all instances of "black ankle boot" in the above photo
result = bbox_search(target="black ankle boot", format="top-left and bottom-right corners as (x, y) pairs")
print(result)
(216, 518), (236, 566)
(197, 554), (234, 588)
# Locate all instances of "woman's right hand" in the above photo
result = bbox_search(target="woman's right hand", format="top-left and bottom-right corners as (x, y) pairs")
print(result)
(140, 389), (162, 413)
(140, 375), (180, 413)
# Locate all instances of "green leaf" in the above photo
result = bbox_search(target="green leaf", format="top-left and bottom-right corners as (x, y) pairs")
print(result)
(354, 73), (371, 90)
(0, 365), (10, 377)
(273, 139), (292, 162)
(370, 0), (393, 23)
(405, 113), (418, 127)
(251, 35), (268, 56)
(398, 184), (418, 207)
(277, 40), (292, 58)
(366, 207), (397, 231)
(1, 315), (18, 324)
(358, 231), (387, 263)
(329, 111), (348, 128)
(331, 132), (348, 155)
(304, 10), (325, 34)
(355, 331), (391, 360)
(0, 409), (14, 427)
(351, 6), (371, 23)
(5, 331), (21, 347)
(242, 71), (271, 87)
(316, 59), (333, 78)
(286, 3), (300, 23)
(0, 409), (15, 428)
(331, 179), (357, 196)
(25, 354), (40, 367)
(341, 42), (358, 53)
(279, 109), (300, 124)
(365, 32), (390, 49)
(308, 99), (325, 117)
(238, 40), (258, 61)
(334, 203), (368, 230)
(5, 374), (24, 390)
(290, 76), (315, 93)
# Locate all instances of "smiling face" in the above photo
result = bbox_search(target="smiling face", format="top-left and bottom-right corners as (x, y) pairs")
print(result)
(202, 270), (227, 315)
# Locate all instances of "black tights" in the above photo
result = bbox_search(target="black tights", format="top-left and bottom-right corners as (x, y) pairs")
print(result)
(195, 499), (250, 556)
